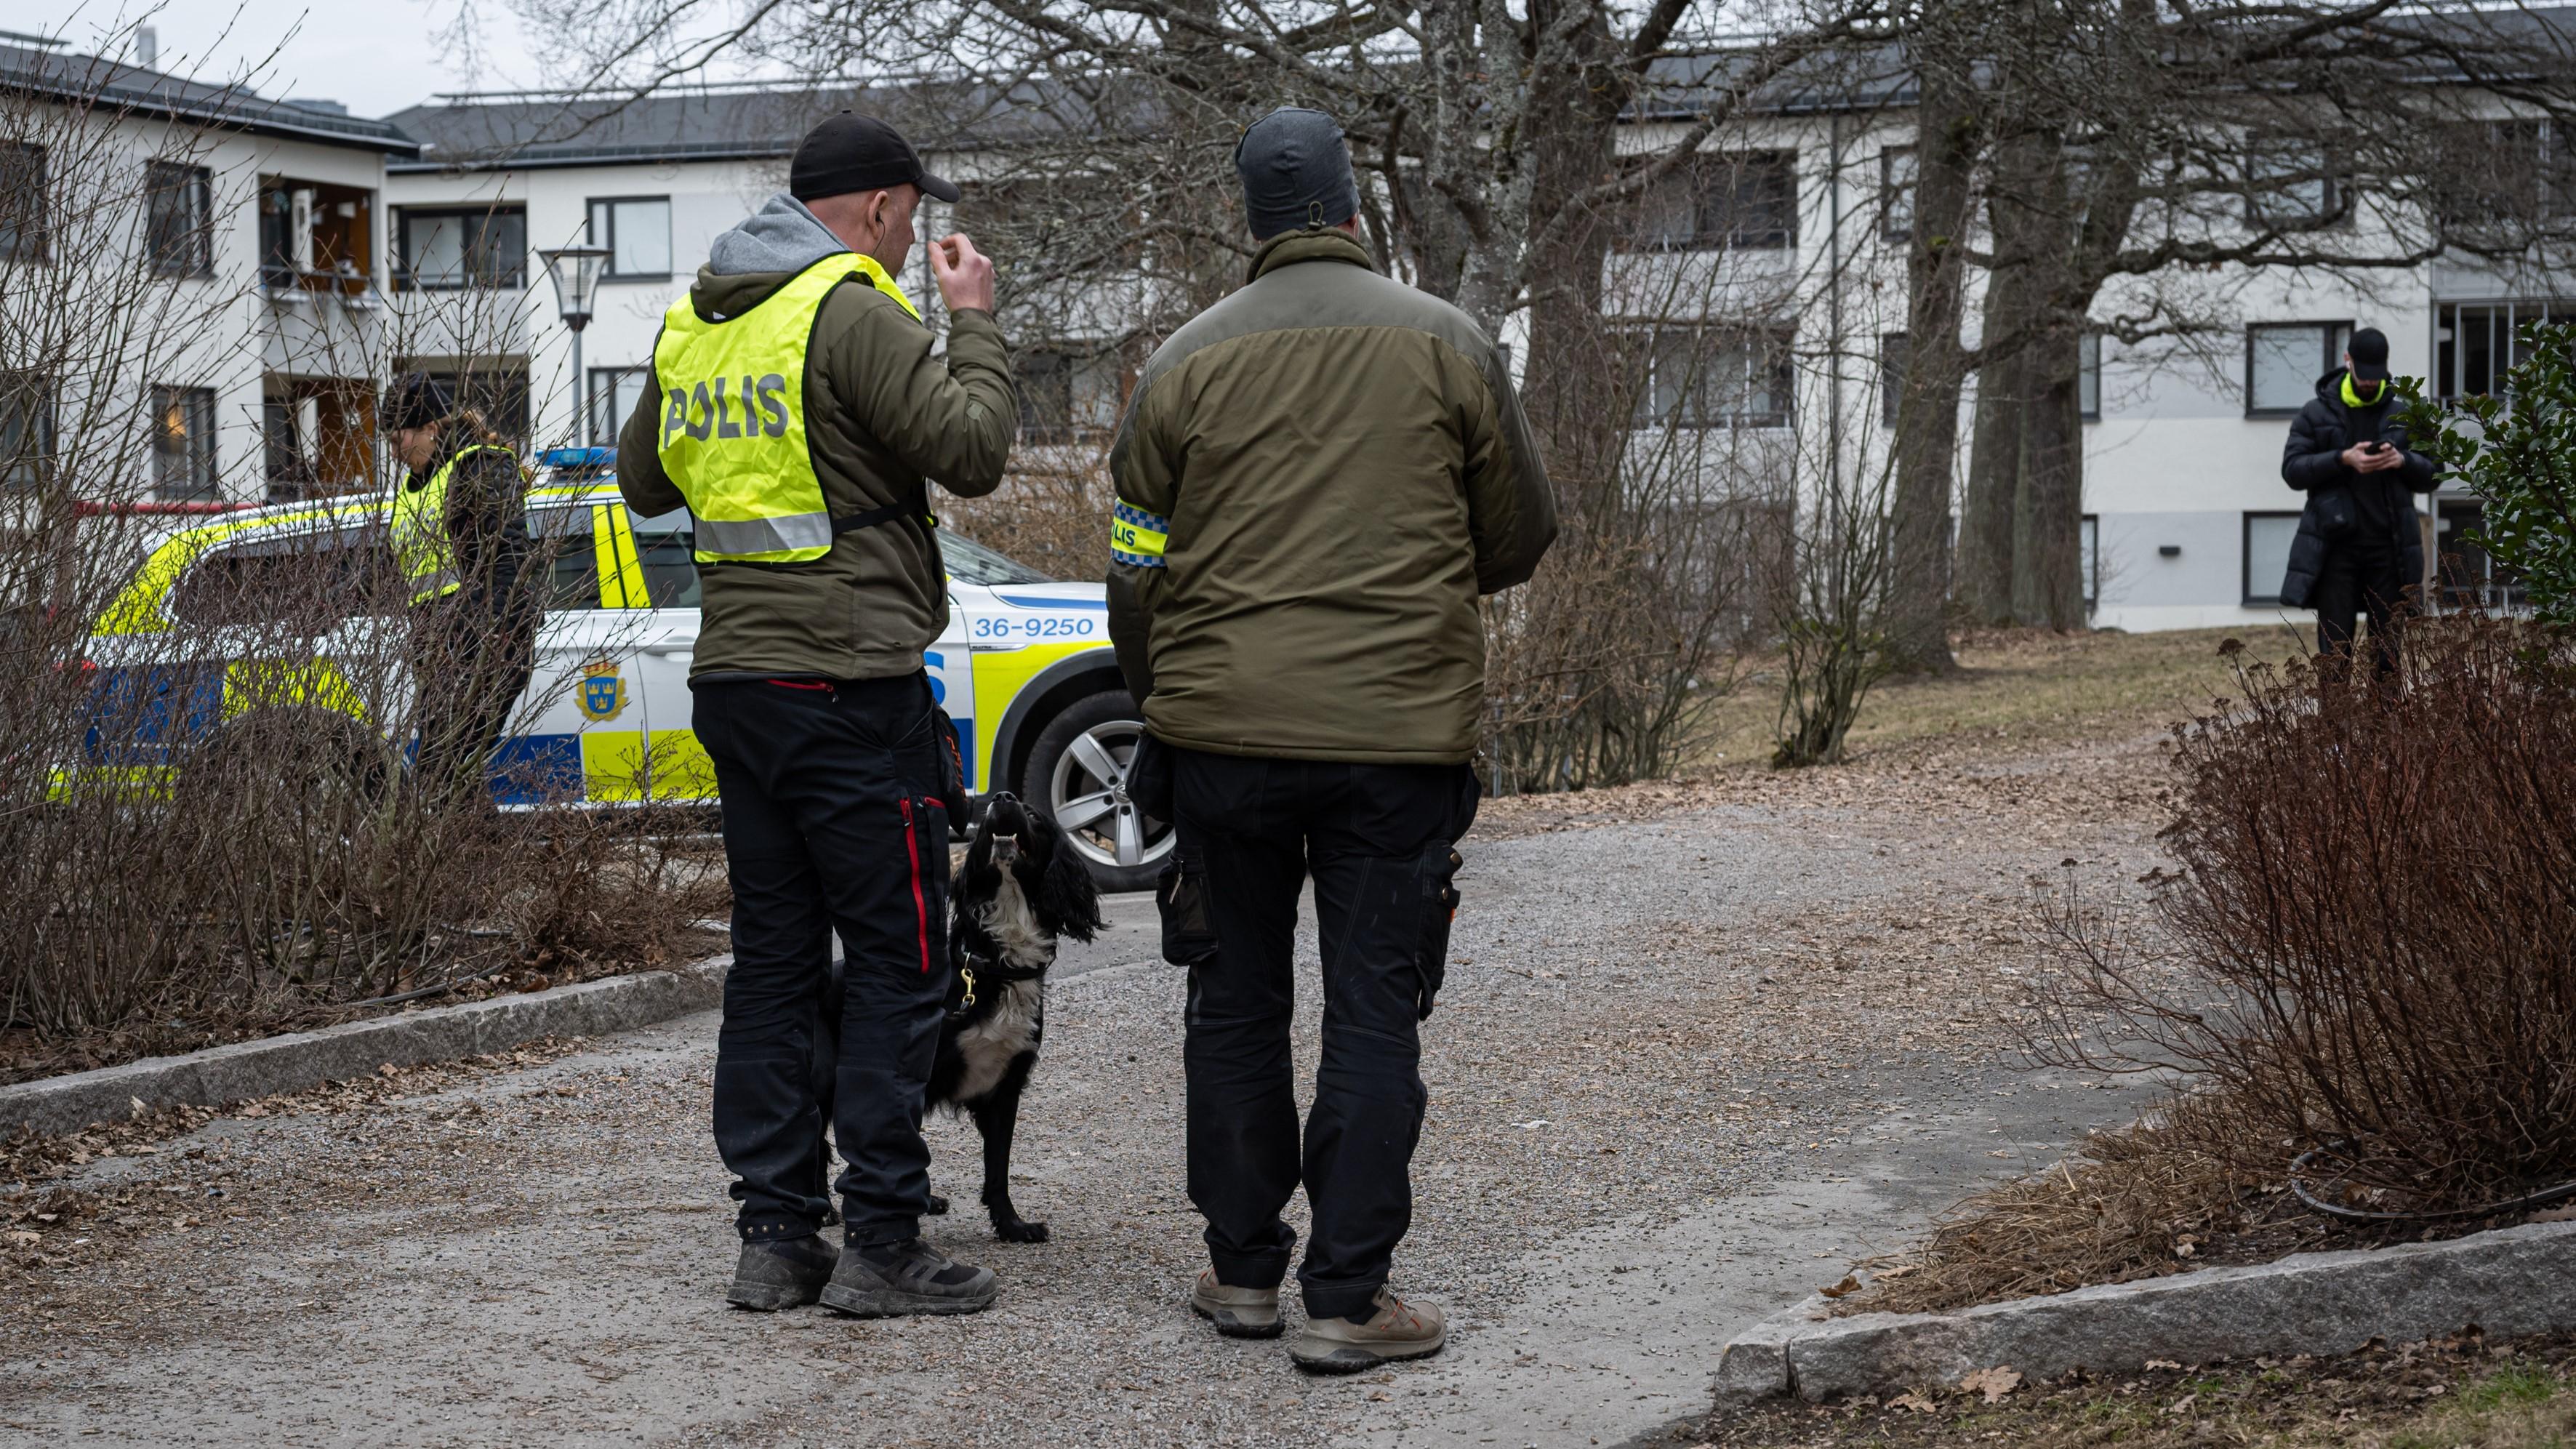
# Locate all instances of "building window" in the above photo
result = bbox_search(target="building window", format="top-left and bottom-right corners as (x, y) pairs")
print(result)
(2243, 511), (2302, 606)
(1879, 332), (1909, 428)
(2244, 136), (2338, 229)
(144, 160), (213, 278)
(1621, 152), (1797, 252)
(587, 196), (672, 280)
(2435, 120), (2576, 231)
(152, 384), (219, 500)
(0, 143), (47, 264)
(1632, 328), (1794, 429)
(2245, 322), (2350, 416)
(1013, 345), (1123, 443)
(588, 365), (650, 446)
(2079, 332), (2102, 420)
(396, 206), (527, 289)
(2436, 300), (2576, 400)
(1, 372), (55, 493)
(1880, 145), (1916, 243)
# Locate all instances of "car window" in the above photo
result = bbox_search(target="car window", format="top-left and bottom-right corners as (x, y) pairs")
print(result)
(169, 526), (395, 627)
(529, 505), (608, 611)
(943, 532), (1053, 585)
(631, 525), (700, 609)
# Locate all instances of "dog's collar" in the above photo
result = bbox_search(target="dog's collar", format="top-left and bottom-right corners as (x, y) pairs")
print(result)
(958, 950), (1049, 988)
(950, 952), (1047, 1020)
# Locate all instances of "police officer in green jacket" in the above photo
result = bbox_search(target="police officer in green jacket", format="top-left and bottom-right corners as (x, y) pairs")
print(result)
(615, 112), (1017, 1317)
(382, 372), (536, 805)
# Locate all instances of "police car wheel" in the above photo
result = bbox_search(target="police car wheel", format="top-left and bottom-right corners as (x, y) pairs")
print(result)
(1024, 691), (1175, 894)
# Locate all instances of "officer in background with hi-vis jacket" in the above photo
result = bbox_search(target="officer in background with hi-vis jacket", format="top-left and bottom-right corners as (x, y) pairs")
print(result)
(615, 112), (1017, 1318)
(382, 372), (537, 805)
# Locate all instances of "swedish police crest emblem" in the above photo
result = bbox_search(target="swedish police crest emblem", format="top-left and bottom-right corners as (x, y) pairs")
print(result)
(579, 659), (627, 722)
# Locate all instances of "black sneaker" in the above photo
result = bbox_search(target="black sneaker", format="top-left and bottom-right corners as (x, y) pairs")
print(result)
(818, 1237), (999, 1318)
(726, 1233), (836, 1312)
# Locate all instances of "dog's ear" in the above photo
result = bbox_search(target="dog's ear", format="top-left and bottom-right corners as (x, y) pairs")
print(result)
(1030, 808), (1104, 942)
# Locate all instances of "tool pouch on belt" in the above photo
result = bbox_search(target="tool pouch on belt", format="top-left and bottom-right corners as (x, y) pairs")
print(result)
(1126, 729), (1174, 822)
(934, 709), (970, 824)
(1155, 851), (1219, 968)
(1414, 840), (1464, 1021)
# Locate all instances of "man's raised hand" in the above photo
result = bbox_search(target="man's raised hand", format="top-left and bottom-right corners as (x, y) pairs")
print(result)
(929, 233), (995, 316)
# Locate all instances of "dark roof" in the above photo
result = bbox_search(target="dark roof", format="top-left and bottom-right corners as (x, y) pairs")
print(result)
(385, 79), (1119, 173)
(0, 41), (420, 154)
(385, 3), (2576, 171)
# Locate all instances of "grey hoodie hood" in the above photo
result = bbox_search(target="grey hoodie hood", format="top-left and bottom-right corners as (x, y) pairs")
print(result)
(707, 194), (849, 277)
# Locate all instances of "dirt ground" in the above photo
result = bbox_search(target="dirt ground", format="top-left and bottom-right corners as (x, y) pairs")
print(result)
(1633, 1332), (2576, 1448)
(0, 627), (2314, 1447)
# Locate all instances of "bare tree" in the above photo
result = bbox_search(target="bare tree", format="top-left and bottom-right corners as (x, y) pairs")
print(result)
(1936, 0), (2576, 630)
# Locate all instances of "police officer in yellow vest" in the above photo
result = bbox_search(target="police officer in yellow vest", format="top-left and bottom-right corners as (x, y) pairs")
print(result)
(383, 373), (537, 805)
(615, 113), (1017, 1317)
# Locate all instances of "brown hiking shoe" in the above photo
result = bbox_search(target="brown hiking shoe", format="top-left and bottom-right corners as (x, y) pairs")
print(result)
(1288, 1288), (1446, 1373)
(1188, 1269), (1284, 1339)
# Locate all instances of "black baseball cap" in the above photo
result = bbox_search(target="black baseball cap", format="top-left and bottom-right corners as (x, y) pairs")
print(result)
(2348, 326), (2391, 382)
(382, 372), (453, 432)
(790, 112), (960, 204)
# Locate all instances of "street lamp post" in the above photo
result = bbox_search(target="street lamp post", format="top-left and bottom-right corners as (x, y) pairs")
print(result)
(538, 245), (610, 446)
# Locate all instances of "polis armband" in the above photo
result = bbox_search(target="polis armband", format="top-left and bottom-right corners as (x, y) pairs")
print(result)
(1110, 500), (1169, 568)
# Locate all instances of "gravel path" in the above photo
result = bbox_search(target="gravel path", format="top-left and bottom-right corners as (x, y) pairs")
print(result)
(1, 741), (2172, 1447)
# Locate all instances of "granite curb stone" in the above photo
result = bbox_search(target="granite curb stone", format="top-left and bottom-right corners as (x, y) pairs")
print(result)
(0, 955), (732, 1138)
(1715, 1217), (2576, 1403)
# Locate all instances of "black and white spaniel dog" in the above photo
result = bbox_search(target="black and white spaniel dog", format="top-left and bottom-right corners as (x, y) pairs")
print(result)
(923, 790), (1102, 1242)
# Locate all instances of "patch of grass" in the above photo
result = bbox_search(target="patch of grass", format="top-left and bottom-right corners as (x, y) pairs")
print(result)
(1693, 625), (2307, 770)
(2457, 1362), (2564, 1414)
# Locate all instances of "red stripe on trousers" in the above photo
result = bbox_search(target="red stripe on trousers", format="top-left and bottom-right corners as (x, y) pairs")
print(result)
(900, 798), (931, 973)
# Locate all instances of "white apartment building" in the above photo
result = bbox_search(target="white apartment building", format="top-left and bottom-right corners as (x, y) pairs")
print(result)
(0, 35), (419, 507)
(374, 78), (2543, 631)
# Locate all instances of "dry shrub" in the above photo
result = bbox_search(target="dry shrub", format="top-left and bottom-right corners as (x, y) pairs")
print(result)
(1850, 1092), (2306, 1315)
(499, 801), (731, 976)
(1, 525), (725, 1070)
(942, 449), (1113, 581)
(2033, 614), (2576, 1213)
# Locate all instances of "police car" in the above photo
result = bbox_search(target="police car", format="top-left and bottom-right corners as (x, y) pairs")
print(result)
(79, 447), (1173, 890)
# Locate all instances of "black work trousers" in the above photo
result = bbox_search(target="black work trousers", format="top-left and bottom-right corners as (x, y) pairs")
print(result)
(2312, 543), (2409, 683)
(1173, 747), (1478, 1320)
(694, 674), (951, 1246)
(409, 600), (534, 806)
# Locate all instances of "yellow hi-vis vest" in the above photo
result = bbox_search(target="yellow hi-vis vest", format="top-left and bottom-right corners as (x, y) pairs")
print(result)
(651, 252), (926, 564)
(390, 443), (513, 605)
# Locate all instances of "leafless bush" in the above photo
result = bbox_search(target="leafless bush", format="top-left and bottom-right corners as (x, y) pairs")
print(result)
(0, 48), (718, 1060)
(941, 446), (1114, 582)
(2031, 617), (2576, 1212)
(1771, 449), (1900, 768)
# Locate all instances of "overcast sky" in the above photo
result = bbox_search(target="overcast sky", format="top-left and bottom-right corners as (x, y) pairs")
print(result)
(9, 1), (552, 116)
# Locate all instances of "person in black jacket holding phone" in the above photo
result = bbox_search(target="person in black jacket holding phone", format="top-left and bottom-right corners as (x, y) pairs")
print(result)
(2278, 327), (2438, 683)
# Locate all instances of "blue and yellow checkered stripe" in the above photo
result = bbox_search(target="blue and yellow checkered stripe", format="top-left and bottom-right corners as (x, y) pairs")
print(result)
(1110, 499), (1170, 568)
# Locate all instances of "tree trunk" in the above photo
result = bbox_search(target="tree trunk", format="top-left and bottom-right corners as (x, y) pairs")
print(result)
(1957, 120), (2058, 628)
(1886, 51), (1978, 674)
(1959, 285), (2029, 627)
(2013, 325), (2088, 629)
(1516, 0), (1626, 513)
